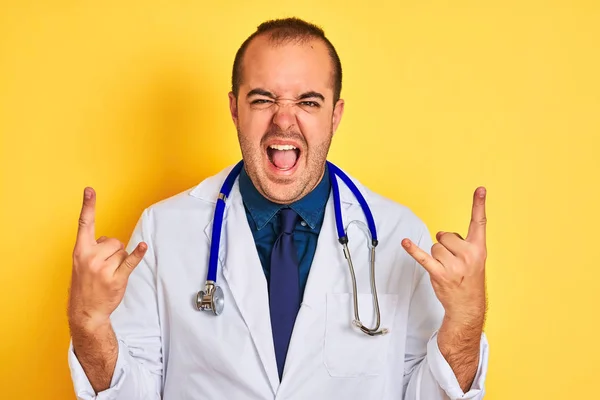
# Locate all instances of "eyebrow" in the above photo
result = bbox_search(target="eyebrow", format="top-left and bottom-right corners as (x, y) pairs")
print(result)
(297, 91), (325, 102)
(247, 88), (276, 99)
(246, 88), (325, 102)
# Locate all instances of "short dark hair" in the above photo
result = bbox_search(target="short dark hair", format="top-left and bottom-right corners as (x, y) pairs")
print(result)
(231, 17), (343, 104)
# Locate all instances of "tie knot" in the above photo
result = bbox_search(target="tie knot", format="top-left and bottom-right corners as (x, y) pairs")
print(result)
(279, 208), (298, 235)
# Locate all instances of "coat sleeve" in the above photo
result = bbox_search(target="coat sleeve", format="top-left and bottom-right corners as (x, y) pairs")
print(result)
(402, 226), (489, 400)
(68, 208), (163, 400)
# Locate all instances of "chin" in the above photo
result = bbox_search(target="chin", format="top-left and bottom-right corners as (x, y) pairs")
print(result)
(259, 178), (304, 205)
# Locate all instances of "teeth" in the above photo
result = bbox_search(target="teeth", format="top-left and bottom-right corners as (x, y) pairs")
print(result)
(269, 144), (297, 151)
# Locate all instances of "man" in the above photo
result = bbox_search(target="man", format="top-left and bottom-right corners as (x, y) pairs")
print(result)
(68, 18), (489, 399)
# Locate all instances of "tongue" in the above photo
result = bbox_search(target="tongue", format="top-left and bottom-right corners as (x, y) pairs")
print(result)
(271, 150), (298, 170)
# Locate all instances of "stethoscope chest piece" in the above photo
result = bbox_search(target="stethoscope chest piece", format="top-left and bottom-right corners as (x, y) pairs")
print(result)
(196, 282), (224, 315)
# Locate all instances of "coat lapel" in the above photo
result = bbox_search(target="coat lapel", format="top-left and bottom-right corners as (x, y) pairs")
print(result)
(203, 182), (280, 395)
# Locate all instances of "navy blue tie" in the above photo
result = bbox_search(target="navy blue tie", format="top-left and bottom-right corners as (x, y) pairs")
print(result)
(269, 208), (300, 381)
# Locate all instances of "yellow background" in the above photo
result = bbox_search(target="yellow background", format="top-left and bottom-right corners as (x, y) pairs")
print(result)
(1, 1), (598, 399)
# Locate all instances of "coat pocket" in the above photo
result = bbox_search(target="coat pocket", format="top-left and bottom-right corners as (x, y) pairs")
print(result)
(323, 292), (399, 378)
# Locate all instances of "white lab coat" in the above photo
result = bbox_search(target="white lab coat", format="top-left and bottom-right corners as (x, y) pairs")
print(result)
(68, 164), (489, 400)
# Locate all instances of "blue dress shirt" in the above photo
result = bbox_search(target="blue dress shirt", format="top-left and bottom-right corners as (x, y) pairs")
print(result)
(238, 166), (331, 297)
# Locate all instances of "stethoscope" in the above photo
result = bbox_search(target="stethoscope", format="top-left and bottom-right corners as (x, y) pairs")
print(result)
(195, 160), (388, 336)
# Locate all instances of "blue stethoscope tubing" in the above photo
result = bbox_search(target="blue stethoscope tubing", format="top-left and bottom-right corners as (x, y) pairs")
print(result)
(200, 160), (388, 336)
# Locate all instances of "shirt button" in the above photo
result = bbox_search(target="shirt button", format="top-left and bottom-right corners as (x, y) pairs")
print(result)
(300, 221), (307, 227)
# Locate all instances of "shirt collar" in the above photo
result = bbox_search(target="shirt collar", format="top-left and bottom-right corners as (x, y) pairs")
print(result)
(239, 164), (331, 230)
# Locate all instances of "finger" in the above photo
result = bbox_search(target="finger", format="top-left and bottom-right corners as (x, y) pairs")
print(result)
(116, 242), (148, 278)
(96, 238), (125, 260)
(401, 239), (443, 277)
(107, 249), (128, 267)
(467, 186), (487, 245)
(76, 187), (96, 246)
(96, 236), (108, 243)
(436, 231), (468, 256)
(436, 231), (463, 241)
(431, 242), (455, 266)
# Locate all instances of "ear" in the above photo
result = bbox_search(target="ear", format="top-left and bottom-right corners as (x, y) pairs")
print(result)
(331, 98), (345, 134)
(228, 92), (239, 126)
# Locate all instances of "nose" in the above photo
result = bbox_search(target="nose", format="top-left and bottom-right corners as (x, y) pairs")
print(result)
(272, 102), (297, 132)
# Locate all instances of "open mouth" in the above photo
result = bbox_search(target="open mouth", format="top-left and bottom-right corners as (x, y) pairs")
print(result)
(266, 144), (300, 171)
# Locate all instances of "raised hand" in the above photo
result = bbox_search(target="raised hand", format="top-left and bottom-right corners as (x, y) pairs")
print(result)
(401, 187), (487, 391)
(401, 187), (487, 325)
(68, 187), (147, 330)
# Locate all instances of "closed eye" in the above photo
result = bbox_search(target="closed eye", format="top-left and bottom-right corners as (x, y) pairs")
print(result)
(299, 101), (320, 108)
(251, 99), (274, 105)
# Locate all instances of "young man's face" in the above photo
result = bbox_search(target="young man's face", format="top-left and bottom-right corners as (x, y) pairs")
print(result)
(229, 34), (344, 204)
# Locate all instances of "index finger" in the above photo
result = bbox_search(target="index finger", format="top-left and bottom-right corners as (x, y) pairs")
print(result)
(466, 186), (487, 245)
(76, 187), (96, 246)
(401, 239), (444, 277)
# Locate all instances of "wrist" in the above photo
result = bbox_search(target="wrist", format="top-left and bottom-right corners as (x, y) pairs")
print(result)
(69, 312), (112, 335)
(443, 300), (486, 328)
(442, 311), (484, 330)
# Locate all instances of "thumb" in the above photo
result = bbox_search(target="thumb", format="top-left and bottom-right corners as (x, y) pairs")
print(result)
(116, 242), (148, 278)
